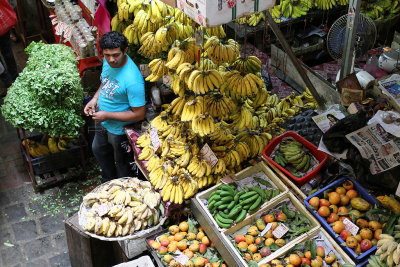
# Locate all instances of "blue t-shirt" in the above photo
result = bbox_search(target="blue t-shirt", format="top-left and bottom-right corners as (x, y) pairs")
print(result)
(99, 55), (145, 135)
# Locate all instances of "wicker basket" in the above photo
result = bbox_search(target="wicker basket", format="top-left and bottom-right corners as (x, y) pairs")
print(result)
(78, 177), (166, 241)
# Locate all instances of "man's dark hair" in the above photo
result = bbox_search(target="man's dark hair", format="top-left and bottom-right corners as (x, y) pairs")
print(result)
(100, 31), (128, 51)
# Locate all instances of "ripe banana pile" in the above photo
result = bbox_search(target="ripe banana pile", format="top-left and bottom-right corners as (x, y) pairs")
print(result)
(303, 87), (319, 109)
(22, 135), (78, 158)
(361, 0), (400, 21)
(222, 70), (264, 98)
(82, 178), (162, 237)
(204, 37), (240, 65)
(373, 233), (400, 267)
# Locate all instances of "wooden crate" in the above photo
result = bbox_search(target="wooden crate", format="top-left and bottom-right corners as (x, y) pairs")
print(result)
(195, 162), (289, 232)
(65, 213), (128, 267)
(265, 228), (355, 265)
(222, 192), (321, 266)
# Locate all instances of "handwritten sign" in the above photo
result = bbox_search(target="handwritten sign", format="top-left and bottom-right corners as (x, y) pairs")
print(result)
(261, 223), (273, 236)
(96, 204), (109, 217)
(173, 250), (189, 265)
(55, 21), (73, 41)
(200, 143), (218, 167)
(162, 75), (172, 86)
(149, 127), (161, 151)
(140, 64), (151, 77)
(272, 223), (289, 239)
(343, 218), (359, 236)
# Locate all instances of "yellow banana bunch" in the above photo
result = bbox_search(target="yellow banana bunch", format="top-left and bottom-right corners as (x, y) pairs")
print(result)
(191, 114), (215, 137)
(231, 56), (262, 74)
(314, 0), (336, 10)
(181, 96), (204, 121)
(48, 136), (60, 154)
(138, 32), (163, 59)
(247, 12), (265, 26)
(186, 69), (223, 94)
(146, 58), (168, 82)
(205, 25), (226, 39)
(204, 93), (236, 119)
(223, 70), (263, 97)
(204, 37), (240, 64)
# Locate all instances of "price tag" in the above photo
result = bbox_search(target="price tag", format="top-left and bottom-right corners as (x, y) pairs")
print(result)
(139, 64), (151, 77)
(272, 223), (289, 239)
(199, 143), (218, 168)
(173, 250), (189, 265)
(96, 204), (109, 217)
(261, 223), (273, 236)
(162, 75), (172, 86)
(149, 127), (161, 151)
(343, 218), (359, 236)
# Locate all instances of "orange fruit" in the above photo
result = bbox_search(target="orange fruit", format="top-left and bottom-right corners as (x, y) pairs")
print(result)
(248, 244), (258, 253)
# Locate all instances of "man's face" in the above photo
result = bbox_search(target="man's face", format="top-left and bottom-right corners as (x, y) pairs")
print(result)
(103, 47), (127, 68)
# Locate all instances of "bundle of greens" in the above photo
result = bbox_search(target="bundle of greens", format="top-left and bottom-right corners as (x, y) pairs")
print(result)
(1, 41), (84, 136)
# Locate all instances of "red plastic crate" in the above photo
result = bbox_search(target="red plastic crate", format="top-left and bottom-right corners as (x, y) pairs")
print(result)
(262, 131), (328, 186)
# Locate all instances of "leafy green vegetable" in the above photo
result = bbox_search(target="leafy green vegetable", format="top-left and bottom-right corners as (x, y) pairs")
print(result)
(1, 41), (84, 136)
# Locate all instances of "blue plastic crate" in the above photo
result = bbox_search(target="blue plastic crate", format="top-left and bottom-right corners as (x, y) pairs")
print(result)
(304, 177), (378, 263)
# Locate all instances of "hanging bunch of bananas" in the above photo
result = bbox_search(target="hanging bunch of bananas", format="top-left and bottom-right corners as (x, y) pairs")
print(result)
(204, 37), (240, 64)
(336, 0), (348, 6)
(181, 96), (204, 121)
(231, 100), (255, 130)
(196, 57), (217, 71)
(138, 32), (162, 59)
(165, 96), (188, 116)
(176, 63), (197, 84)
(222, 70), (263, 98)
(204, 25), (226, 39)
(235, 16), (249, 25)
(192, 114), (215, 136)
(153, 22), (180, 51)
(145, 58), (168, 82)
(278, 0), (312, 18)
(82, 178), (162, 237)
(269, 5), (282, 20)
(231, 56), (262, 74)
(314, 0), (336, 10)
(111, 14), (132, 32)
(209, 123), (235, 145)
(165, 38), (197, 70)
(204, 93), (236, 119)
(123, 24), (141, 45)
(170, 75), (188, 97)
(247, 11), (266, 26)
(237, 131), (271, 158)
(361, 0), (400, 20)
(187, 69), (223, 94)
(173, 9), (192, 25)
(249, 86), (269, 108)
(176, 22), (194, 40)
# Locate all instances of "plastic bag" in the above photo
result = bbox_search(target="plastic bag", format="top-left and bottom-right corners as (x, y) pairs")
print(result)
(0, 0), (17, 36)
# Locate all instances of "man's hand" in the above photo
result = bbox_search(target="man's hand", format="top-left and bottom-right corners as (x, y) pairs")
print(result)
(84, 98), (98, 116)
(91, 111), (109, 123)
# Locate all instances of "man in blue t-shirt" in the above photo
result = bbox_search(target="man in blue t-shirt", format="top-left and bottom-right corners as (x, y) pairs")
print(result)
(84, 31), (146, 182)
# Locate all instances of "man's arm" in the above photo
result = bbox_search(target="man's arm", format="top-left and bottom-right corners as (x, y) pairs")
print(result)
(91, 106), (146, 123)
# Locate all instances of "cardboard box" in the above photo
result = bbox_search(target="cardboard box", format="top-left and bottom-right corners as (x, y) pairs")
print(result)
(176, 0), (276, 28)
(159, 0), (177, 8)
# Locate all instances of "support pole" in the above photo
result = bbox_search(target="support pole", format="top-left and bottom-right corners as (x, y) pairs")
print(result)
(339, 0), (362, 80)
(265, 11), (326, 109)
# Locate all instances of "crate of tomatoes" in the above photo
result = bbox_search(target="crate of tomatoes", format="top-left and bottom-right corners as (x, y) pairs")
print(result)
(304, 177), (380, 263)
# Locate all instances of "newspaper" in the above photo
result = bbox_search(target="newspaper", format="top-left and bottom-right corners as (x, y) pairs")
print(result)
(312, 108), (346, 133)
(345, 122), (400, 174)
(378, 74), (400, 105)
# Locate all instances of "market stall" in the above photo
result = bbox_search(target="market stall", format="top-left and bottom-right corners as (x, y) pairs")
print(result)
(3, 0), (400, 266)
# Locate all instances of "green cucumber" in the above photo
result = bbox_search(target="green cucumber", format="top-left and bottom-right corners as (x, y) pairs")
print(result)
(227, 200), (236, 210)
(215, 216), (231, 228)
(227, 205), (242, 219)
(250, 187), (266, 201)
(249, 197), (262, 211)
(234, 191), (245, 202)
(216, 213), (233, 224)
(240, 194), (260, 205)
(235, 210), (247, 223)
(239, 191), (258, 200)
(220, 196), (234, 203)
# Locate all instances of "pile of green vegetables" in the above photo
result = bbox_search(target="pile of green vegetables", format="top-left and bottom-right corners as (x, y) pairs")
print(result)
(1, 41), (84, 136)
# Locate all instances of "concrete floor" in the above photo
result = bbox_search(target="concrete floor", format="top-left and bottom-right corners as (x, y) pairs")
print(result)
(0, 37), (101, 267)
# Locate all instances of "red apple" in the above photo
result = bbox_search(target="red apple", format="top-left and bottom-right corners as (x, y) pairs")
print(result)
(199, 243), (207, 254)
(360, 239), (372, 252)
(158, 246), (167, 255)
(340, 230), (351, 241)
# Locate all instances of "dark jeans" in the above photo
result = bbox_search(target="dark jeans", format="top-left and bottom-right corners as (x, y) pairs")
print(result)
(92, 123), (131, 182)
(0, 31), (18, 87)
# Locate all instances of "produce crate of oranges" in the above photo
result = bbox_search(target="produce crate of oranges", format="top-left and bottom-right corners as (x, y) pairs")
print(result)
(222, 193), (320, 266)
(265, 228), (355, 267)
(304, 177), (382, 263)
(146, 218), (227, 267)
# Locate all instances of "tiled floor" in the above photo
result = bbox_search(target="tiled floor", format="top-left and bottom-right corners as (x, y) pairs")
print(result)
(0, 37), (101, 267)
